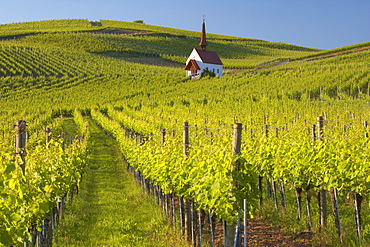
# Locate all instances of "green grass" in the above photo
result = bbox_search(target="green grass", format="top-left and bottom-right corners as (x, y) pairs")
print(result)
(53, 117), (81, 137)
(53, 118), (190, 247)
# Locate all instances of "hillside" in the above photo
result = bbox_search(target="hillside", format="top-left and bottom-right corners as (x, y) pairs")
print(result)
(1, 19), (370, 122)
(1, 19), (370, 246)
(0, 19), (320, 69)
(1, 19), (369, 119)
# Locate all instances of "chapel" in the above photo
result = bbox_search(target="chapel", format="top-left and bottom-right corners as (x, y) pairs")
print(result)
(184, 20), (223, 78)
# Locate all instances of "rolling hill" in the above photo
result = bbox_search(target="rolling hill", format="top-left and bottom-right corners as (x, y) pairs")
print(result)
(1, 19), (370, 246)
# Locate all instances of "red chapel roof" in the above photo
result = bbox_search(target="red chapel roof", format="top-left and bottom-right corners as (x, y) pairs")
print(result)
(184, 59), (201, 70)
(195, 48), (223, 65)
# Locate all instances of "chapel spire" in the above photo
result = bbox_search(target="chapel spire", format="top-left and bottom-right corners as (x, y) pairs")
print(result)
(199, 19), (208, 50)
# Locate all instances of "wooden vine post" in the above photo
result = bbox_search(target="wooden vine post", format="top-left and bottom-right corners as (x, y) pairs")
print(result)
(317, 116), (324, 141)
(315, 116), (343, 241)
(15, 120), (27, 175)
(225, 123), (242, 247)
(45, 127), (52, 147)
(161, 128), (166, 147)
(354, 193), (363, 244)
(364, 121), (369, 138)
(316, 116), (328, 230)
(1, 124), (4, 140)
(329, 188), (343, 243)
(311, 124), (316, 143)
(303, 124), (318, 231)
(350, 120), (370, 243)
(182, 122), (192, 242)
(183, 122), (189, 157)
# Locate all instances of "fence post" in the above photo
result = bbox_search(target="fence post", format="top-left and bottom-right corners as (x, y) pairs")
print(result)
(184, 200), (192, 242)
(190, 201), (196, 246)
(15, 120), (27, 175)
(45, 127), (52, 147)
(354, 193), (363, 244)
(172, 192), (176, 226)
(329, 188), (343, 243)
(198, 209), (203, 247)
(225, 123), (242, 247)
(179, 197), (184, 235)
(231, 122), (242, 200)
(264, 125), (269, 138)
(183, 122), (189, 157)
(317, 116), (327, 230)
(61, 134), (66, 151)
(306, 185), (312, 231)
(161, 128), (166, 147)
(182, 122), (192, 241)
(311, 124), (316, 143)
(364, 121), (368, 138)
(317, 116), (324, 141)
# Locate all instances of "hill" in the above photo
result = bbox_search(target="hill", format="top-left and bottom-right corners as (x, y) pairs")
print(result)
(0, 19), (320, 69)
(0, 18), (369, 108)
(0, 18), (369, 105)
(1, 19), (370, 246)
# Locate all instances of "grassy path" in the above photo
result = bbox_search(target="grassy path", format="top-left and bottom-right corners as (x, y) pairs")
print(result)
(54, 118), (189, 247)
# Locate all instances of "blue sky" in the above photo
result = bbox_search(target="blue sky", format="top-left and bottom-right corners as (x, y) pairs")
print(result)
(1, 0), (369, 49)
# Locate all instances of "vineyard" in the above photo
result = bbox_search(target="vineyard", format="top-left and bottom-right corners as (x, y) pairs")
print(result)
(1, 19), (370, 246)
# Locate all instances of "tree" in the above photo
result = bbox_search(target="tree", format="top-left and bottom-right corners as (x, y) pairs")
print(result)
(133, 20), (144, 24)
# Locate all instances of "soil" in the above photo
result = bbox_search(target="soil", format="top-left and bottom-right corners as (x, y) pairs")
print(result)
(209, 217), (317, 246)
(246, 219), (316, 246)
(163, 195), (320, 246)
